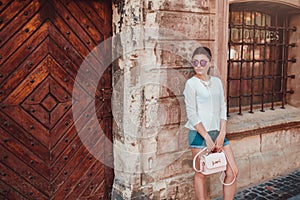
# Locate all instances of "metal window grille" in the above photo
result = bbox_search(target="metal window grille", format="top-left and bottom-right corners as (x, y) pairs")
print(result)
(227, 6), (296, 115)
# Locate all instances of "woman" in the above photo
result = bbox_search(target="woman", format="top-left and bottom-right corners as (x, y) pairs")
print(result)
(183, 47), (238, 200)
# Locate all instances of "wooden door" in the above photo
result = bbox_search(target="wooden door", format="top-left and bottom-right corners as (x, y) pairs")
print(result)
(0, 0), (113, 199)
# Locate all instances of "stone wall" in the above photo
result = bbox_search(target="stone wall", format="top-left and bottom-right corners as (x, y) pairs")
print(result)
(111, 0), (228, 199)
(111, 0), (300, 199)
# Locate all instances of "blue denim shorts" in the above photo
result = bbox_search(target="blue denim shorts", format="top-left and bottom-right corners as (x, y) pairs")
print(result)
(188, 130), (229, 149)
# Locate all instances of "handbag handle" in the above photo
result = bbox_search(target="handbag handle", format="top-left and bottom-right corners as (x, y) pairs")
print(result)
(192, 147), (236, 186)
(219, 151), (237, 186)
(193, 147), (208, 172)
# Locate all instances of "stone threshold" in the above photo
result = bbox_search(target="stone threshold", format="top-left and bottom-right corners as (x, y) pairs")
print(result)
(226, 105), (300, 140)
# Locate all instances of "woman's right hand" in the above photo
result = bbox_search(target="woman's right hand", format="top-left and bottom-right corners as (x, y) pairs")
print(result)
(204, 134), (215, 152)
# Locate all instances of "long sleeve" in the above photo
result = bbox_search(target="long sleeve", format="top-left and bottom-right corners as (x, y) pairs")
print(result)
(183, 81), (202, 127)
(219, 79), (227, 121)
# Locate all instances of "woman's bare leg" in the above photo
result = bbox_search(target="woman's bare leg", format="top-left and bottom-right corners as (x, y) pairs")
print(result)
(191, 148), (208, 200)
(222, 145), (238, 200)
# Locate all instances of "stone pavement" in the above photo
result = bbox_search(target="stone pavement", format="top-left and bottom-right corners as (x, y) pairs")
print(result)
(214, 169), (300, 200)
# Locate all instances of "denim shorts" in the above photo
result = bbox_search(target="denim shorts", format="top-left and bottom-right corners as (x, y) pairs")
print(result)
(188, 130), (229, 149)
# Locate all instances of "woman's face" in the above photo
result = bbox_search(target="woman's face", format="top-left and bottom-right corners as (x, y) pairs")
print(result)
(191, 54), (210, 76)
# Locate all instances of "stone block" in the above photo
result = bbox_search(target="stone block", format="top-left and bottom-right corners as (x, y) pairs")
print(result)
(290, 128), (300, 145)
(145, 150), (192, 181)
(178, 126), (189, 151)
(235, 156), (251, 188)
(249, 153), (265, 183)
(144, 101), (164, 128)
(154, 41), (211, 68)
(253, 150), (288, 181)
(113, 140), (142, 173)
(140, 136), (158, 152)
(141, 173), (155, 186)
(159, 70), (194, 98)
(144, 84), (160, 101)
(229, 135), (261, 158)
(282, 147), (300, 172)
(261, 130), (291, 153)
(165, 175), (195, 200)
(112, 175), (142, 200)
(121, 87), (144, 139)
(152, 181), (167, 199)
(157, 126), (179, 154)
(155, 0), (215, 13)
(133, 185), (154, 199)
(159, 69), (188, 97)
(145, 97), (184, 129)
(157, 12), (213, 40)
(146, 97), (182, 126)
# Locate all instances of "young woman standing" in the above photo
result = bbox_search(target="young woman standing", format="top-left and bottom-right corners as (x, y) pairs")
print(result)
(183, 47), (238, 200)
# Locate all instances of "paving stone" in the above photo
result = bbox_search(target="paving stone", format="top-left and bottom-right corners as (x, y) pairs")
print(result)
(214, 169), (300, 200)
(268, 193), (279, 198)
(256, 187), (265, 191)
(264, 189), (273, 195)
(256, 197), (268, 200)
(280, 193), (293, 199)
(288, 194), (300, 200)
(265, 182), (274, 186)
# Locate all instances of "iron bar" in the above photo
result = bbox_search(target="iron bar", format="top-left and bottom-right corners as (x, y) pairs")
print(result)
(238, 10), (245, 115)
(227, 8), (295, 114)
(227, 7), (233, 117)
(271, 13), (278, 110)
(281, 17), (290, 109)
(250, 11), (256, 113)
(260, 13), (267, 112)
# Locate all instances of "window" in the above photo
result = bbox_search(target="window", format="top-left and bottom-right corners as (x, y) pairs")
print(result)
(227, 3), (296, 115)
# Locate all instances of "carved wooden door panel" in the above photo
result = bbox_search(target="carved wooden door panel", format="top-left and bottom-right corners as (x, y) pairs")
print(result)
(0, 0), (113, 199)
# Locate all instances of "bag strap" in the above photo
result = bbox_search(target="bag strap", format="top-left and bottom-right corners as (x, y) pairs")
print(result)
(219, 151), (236, 186)
(192, 147), (208, 172)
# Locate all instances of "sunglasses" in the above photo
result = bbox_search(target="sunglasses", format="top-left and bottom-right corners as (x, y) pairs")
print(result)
(191, 59), (208, 67)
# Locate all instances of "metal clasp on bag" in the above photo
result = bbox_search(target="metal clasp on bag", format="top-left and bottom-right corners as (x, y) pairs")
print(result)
(212, 159), (221, 166)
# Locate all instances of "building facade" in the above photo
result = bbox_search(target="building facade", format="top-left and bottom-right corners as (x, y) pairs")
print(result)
(1, 0), (298, 199)
(111, 0), (300, 199)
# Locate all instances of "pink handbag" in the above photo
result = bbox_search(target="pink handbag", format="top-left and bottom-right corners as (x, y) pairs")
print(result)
(193, 147), (227, 175)
(193, 147), (236, 185)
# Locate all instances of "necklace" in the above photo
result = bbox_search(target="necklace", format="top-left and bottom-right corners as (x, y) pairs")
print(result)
(200, 79), (211, 87)
(196, 75), (211, 88)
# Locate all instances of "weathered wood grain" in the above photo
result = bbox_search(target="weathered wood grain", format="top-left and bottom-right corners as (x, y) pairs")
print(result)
(0, 111), (49, 161)
(0, 0), (30, 31)
(0, 0), (113, 199)
(0, 22), (49, 87)
(0, 147), (50, 196)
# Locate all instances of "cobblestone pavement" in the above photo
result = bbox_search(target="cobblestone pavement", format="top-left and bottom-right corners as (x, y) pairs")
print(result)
(215, 170), (300, 200)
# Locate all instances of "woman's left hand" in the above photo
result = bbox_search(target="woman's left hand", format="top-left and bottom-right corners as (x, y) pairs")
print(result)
(215, 132), (225, 152)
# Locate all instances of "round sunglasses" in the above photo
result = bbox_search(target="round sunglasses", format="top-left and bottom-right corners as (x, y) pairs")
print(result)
(191, 59), (208, 67)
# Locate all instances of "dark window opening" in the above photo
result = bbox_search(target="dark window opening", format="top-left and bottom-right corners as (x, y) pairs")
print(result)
(227, 2), (297, 115)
